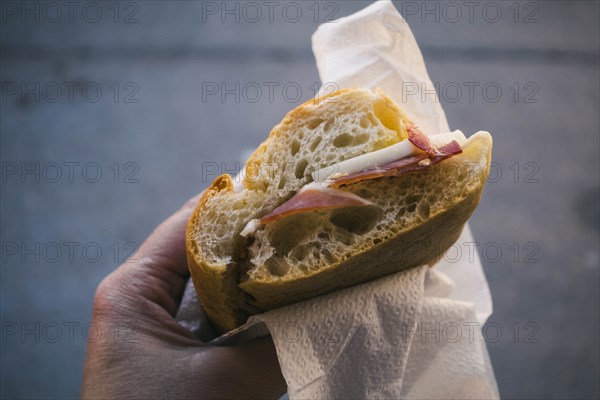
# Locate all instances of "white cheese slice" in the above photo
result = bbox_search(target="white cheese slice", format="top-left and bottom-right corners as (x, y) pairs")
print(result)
(311, 130), (466, 183)
(430, 130), (467, 147)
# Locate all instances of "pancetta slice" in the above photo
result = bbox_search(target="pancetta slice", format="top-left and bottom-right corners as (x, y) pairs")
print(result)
(330, 140), (462, 187)
(260, 185), (373, 224)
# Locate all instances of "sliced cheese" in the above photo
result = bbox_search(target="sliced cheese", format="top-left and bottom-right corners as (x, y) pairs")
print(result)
(311, 130), (466, 183)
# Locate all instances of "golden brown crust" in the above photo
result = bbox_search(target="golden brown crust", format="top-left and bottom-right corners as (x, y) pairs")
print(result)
(186, 174), (245, 332)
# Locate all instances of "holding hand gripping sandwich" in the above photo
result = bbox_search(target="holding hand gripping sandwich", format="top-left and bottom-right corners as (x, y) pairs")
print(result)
(186, 88), (493, 333)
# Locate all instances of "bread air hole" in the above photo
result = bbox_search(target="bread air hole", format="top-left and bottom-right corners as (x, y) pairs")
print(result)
(321, 248), (337, 264)
(264, 256), (290, 277)
(267, 213), (325, 256)
(359, 115), (370, 129)
(295, 159), (308, 179)
(332, 227), (355, 245)
(407, 194), (422, 204)
(309, 136), (322, 151)
(417, 201), (430, 219)
(290, 140), (300, 156)
(396, 207), (406, 219)
(307, 118), (324, 130)
(354, 133), (370, 145)
(329, 206), (382, 235)
(333, 133), (353, 147)
(318, 232), (330, 240)
(332, 132), (370, 148)
(289, 244), (310, 261)
(278, 176), (287, 189)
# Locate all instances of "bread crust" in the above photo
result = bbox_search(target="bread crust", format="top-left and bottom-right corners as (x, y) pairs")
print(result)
(186, 174), (246, 332)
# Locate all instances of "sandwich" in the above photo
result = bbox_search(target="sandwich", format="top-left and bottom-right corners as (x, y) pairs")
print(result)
(186, 88), (493, 333)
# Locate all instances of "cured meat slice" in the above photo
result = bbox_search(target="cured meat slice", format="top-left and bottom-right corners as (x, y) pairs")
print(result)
(330, 140), (462, 186)
(260, 186), (372, 224)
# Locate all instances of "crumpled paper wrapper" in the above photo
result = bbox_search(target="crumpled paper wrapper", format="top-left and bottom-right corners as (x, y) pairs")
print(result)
(177, 0), (499, 398)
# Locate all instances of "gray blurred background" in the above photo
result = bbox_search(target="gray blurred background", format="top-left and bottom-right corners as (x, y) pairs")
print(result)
(1, 1), (598, 399)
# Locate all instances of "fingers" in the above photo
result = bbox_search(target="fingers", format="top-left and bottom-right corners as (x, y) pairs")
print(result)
(106, 193), (203, 317)
(193, 337), (287, 399)
(229, 337), (287, 397)
(136, 192), (202, 273)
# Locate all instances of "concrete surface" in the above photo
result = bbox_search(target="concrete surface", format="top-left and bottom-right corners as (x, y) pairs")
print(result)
(1, 1), (599, 399)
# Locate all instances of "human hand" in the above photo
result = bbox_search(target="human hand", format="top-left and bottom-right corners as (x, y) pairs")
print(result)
(81, 195), (287, 399)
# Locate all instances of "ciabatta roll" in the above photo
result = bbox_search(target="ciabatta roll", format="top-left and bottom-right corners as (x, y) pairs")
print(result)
(186, 88), (492, 333)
